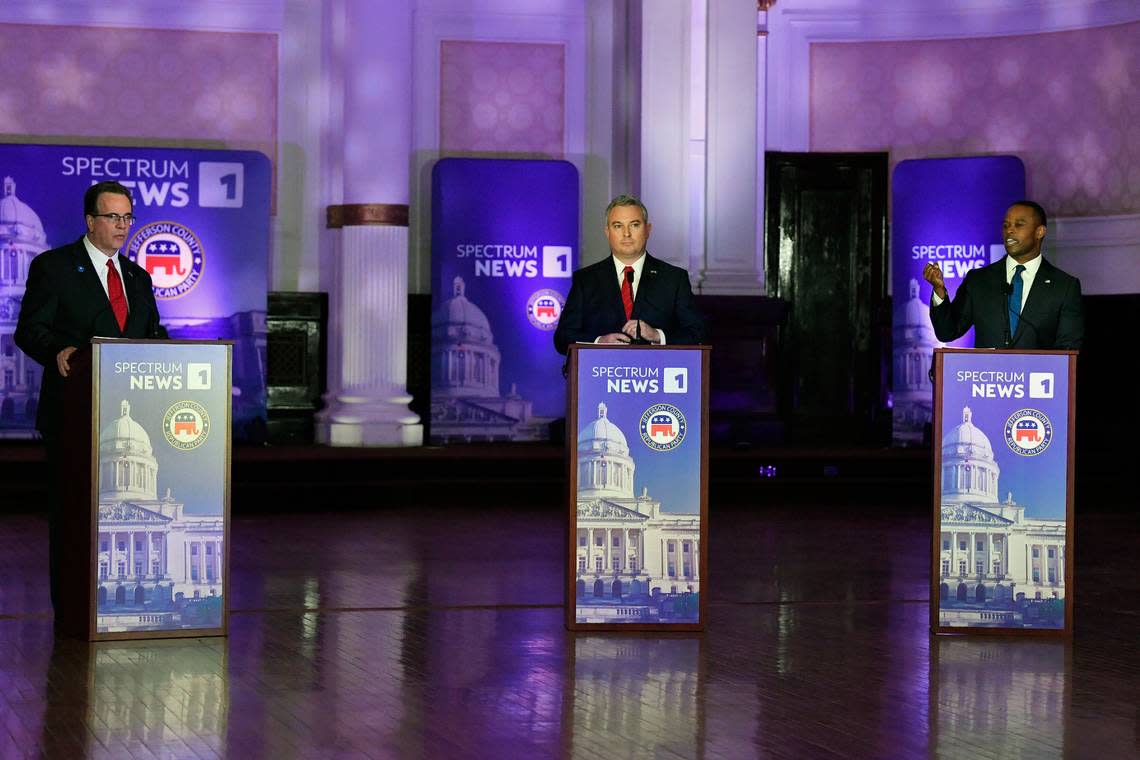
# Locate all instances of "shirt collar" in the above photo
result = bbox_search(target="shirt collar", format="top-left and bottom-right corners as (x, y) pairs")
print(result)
(612, 253), (647, 279)
(83, 234), (121, 273)
(1006, 252), (1043, 280)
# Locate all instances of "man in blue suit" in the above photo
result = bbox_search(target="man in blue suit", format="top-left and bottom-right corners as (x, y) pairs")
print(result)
(15, 180), (166, 615)
(923, 200), (1083, 350)
(554, 194), (705, 354)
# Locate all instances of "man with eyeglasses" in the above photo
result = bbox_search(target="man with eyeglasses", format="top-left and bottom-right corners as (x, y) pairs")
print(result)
(15, 180), (166, 616)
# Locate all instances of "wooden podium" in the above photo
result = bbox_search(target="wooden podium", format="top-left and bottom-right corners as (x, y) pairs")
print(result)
(931, 348), (1076, 636)
(565, 344), (710, 631)
(56, 338), (231, 641)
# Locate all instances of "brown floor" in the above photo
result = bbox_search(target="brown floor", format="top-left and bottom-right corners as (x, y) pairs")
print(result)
(1, 498), (1138, 759)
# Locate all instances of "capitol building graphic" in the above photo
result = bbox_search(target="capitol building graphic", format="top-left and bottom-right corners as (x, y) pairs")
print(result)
(430, 276), (551, 442)
(97, 399), (224, 633)
(0, 176), (46, 434)
(939, 406), (1065, 628)
(893, 278), (938, 445)
(575, 402), (700, 623)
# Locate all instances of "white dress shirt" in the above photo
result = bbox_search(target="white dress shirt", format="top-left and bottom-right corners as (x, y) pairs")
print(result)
(83, 234), (130, 309)
(930, 253), (1043, 312)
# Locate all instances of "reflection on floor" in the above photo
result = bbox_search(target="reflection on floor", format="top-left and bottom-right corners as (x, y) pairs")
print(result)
(1, 503), (1137, 758)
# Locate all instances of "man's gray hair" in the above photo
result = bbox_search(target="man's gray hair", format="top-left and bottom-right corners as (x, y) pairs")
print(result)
(604, 194), (649, 224)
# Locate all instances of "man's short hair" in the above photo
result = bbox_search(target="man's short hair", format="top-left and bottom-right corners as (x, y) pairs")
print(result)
(604, 194), (649, 224)
(84, 181), (133, 217)
(1011, 200), (1047, 229)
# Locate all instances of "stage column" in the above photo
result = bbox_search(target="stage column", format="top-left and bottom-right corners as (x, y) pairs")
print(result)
(316, 0), (421, 446)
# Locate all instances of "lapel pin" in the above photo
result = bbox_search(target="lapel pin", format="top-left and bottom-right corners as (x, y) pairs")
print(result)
(1044, 279), (1051, 283)
(77, 265), (85, 273)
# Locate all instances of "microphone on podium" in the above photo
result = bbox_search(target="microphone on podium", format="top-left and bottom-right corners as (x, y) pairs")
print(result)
(626, 268), (651, 345)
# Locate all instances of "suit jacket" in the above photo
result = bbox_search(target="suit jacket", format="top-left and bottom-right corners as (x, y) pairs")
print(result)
(553, 253), (705, 355)
(15, 237), (167, 434)
(930, 256), (1083, 350)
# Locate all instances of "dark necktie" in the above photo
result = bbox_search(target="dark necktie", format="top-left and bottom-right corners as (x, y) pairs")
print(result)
(1008, 264), (1025, 336)
(621, 266), (635, 321)
(107, 259), (129, 332)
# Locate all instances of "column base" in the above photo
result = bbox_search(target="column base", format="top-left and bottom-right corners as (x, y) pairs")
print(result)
(315, 391), (423, 447)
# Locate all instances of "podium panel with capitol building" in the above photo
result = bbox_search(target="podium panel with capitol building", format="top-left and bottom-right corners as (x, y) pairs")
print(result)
(566, 344), (709, 632)
(931, 348), (1076, 637)
(59, 338), (231, 641)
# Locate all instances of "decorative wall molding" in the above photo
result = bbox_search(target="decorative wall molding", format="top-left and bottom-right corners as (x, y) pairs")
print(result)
(0, 1), (284, 32)
(1049, 213), (1140, 295)
(765, 0), (1140, 149)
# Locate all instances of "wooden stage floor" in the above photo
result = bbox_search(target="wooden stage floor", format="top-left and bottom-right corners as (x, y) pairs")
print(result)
(0, 446), (1136, 758)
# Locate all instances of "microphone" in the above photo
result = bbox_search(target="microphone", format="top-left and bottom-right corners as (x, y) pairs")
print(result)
(1001, 280), (1013, 346)
(625, 269), (651, 345)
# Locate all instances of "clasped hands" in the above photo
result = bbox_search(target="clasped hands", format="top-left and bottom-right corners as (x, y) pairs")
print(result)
(598, 319), (660, 345)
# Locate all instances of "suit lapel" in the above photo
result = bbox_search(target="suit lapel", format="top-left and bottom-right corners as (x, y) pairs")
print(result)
(1015, 258), (1055, 341)
(71, 240), (125, 337)
(630, 254), (661, 320)
(597, 258), (627, 325)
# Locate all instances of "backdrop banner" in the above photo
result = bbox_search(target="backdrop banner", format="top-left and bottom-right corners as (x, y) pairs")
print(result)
(0, 143), (270, 441)
(429, 158), (578, 443)
(890, 156), (1025, 446)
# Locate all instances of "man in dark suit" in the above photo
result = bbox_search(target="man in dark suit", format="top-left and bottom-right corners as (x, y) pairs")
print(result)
(15, 180), (166, 612)
(554, 194), (705, 354)
(923, 200), (1083, 349)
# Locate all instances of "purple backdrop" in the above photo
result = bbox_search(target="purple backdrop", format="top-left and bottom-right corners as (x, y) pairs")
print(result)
(0, 143), (270, 441)
(429, 158), (578, 443)
(890, 155), (1025, 445)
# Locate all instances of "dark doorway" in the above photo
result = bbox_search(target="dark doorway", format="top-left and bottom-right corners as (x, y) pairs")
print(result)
(593, 579), (604, 598)
(765, 152), (889, 444)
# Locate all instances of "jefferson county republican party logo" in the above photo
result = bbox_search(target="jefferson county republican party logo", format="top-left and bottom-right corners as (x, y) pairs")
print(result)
(526, 288), (564, 330)
(640, 403), (686, 451)
(1004, 408), (1052, 456)
(163, 400), (210, 450)
(126, 221), (205, 299)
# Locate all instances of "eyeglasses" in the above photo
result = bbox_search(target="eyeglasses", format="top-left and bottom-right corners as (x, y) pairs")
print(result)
(91, 213), (136, 226)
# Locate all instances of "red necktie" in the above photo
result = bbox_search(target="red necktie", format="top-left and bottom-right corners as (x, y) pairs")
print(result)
(621, 266), (634, 320)
(106, 259), (128, 332)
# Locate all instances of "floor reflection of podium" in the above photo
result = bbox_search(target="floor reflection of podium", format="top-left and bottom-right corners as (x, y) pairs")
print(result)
(930, 637), (1069, 757)
(567, 634), (705, 756)
(36, 638), (228, 757)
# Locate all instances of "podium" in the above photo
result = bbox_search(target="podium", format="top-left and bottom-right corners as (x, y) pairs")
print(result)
(565, 344), (709, 631)
(56, 338), (231, 641)
(931, 348), (1076, 636)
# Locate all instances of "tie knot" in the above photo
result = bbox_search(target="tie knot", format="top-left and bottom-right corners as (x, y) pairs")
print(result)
(623, 266), (633, 275)
(1014, 264), (1025, 274)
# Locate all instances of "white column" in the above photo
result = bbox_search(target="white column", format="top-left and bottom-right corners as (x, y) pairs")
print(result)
(316, 221), (422, 446)
(316, 0), (421, 447)
(639, 0), (691, 273)
(699, 0), (762, 295)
